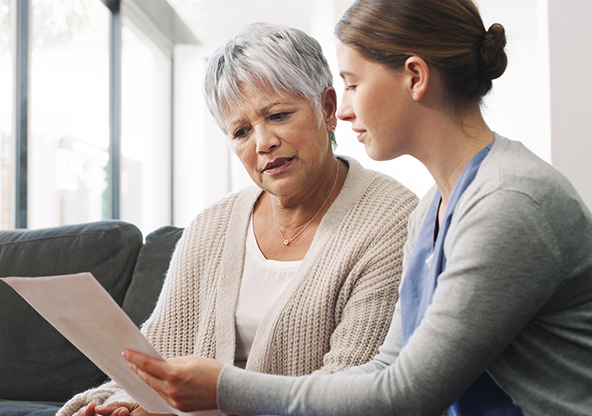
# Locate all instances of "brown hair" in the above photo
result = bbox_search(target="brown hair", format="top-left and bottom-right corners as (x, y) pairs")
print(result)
(335, 0), (507, 104)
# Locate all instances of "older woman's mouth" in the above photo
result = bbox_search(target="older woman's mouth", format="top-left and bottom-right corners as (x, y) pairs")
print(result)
(263, 158), (294, 174)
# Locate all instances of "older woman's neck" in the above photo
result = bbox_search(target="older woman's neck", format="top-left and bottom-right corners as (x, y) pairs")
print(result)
(273, 157), (344, 215)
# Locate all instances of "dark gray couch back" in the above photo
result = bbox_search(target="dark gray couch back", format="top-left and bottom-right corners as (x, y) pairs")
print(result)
(0, 221), (183, 403)
(124, 225), (184, 326)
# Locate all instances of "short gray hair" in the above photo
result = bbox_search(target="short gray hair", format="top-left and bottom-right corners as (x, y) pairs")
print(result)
(204, 23), (334, 139)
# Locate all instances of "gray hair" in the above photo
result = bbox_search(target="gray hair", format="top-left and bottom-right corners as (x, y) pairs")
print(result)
(204, 22), (334, 143)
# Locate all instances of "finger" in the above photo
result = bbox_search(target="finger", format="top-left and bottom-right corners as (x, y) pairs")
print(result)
(125, 363), (182, 410)
(124, 355), (171, 400)
(114, 408), (130, 416)
(122, 350), (168, 380)
(95, 402), (132, 416)
(84, 402), (97, 416)
(94, 402), (121, 415)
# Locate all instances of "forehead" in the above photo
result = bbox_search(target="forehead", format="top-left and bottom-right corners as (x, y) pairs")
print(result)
(224, 83), (305, 123)
(336, 39), (374, 78)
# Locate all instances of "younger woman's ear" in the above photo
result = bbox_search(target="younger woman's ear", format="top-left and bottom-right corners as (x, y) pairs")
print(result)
(322, 87), (338, 128)
(404, 56), (429, 101)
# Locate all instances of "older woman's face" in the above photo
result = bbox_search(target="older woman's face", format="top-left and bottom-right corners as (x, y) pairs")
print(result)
(225, 84), (337, 200)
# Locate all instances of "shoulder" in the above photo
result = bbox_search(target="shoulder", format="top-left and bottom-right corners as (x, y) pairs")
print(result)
(339, 155), (419, 217)
(188, 187), (260, 227)
(451, 135), (592, 269)
(465, 135), (581, 210)
(457, 135), (590, 229)
(179, 186), (260, 244)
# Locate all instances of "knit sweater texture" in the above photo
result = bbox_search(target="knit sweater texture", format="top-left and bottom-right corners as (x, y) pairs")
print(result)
(217, 135), (592, 416)
(57, 156), (418, 416)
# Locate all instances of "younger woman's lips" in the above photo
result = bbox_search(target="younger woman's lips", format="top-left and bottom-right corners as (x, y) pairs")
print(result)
(352, 128), (366, 142)
(264, 158), (293, 175)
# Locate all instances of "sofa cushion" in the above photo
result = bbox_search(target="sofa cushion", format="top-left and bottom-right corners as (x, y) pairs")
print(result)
(123, 226), (184, 327)
(0, 221), (143, 402)
(0, 401), (62, 416)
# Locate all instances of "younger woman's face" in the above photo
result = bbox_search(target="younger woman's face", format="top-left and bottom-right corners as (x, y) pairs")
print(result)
(335, 40), (415, 161)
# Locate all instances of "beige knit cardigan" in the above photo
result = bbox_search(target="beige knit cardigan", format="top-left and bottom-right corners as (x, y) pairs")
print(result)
(57, 156), (418, 415)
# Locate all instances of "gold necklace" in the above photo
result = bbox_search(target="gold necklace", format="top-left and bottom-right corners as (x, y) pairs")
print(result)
(273, 160), (340, 245)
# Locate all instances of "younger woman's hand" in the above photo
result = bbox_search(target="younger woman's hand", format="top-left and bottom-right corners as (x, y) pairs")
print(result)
(122, 350), (223, 413)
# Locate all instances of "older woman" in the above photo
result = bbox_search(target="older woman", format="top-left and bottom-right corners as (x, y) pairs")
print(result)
(58, 22), (417, 416)
(121, 1), (592, 416)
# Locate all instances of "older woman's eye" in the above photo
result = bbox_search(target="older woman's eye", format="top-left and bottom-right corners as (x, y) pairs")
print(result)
(233, 128), (248, 139)
(269, 112), (289, 121)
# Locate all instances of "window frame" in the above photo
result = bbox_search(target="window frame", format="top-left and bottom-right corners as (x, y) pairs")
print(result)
(9, 0), (197, 228)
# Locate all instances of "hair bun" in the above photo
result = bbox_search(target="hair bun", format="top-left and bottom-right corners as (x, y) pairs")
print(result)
(479, 23), (508, 81)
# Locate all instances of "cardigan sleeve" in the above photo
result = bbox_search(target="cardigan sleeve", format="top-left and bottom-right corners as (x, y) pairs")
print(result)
(329, 186), (432, 377)
(312, 191), (415, 375)
(55, 381), (125, 416)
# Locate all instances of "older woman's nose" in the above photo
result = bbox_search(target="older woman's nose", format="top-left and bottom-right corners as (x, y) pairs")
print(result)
(255, 128), (280, 153)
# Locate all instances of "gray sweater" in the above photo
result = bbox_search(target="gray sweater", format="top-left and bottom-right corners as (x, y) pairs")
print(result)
(217, 135), (592, 416)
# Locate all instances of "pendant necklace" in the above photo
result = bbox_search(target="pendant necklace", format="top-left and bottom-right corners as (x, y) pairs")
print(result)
(273, 160), (339, 246)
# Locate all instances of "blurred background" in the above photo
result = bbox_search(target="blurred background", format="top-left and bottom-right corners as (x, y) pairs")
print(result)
(1, 0), (590, 236)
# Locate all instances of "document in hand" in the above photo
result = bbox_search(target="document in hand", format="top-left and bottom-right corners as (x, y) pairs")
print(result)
(0, 273), (221, 416)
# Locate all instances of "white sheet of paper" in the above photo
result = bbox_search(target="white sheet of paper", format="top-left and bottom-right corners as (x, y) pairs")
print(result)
(1, 273), (221, 416)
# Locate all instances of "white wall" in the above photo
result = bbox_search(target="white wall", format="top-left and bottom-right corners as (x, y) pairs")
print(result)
(478, 0), (547, 159)
(172, 0), (592, 227)
(547, 0), (592, 210)
(467, 0), (592, 211)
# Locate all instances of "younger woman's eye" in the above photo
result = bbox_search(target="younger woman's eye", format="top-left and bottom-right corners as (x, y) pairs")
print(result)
(346, 84), (357, 91)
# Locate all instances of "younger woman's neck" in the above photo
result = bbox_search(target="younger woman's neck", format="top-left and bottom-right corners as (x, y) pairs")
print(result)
(420, 108), (494, 205)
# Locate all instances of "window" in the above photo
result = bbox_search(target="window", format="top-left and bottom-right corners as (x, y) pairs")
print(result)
(3, 0), (195, 232)
(120, 21), (172, 235)
(0, 0), (12, 229)
(29, 0), (110, 228)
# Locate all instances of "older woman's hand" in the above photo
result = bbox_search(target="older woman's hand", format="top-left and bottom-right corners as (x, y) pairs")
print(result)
(73, 402), (141, 416)
(73, 402), (100, 416)
(122, 350), (223, 413)
(93, 402), (136, 416)
(92, 401), (173, 416)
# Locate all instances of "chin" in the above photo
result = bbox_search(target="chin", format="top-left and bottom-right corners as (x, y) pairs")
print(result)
(366, 148), (396, 162)
(375, 153), (403, 162)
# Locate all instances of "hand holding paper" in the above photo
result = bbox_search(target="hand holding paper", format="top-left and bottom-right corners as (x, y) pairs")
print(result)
(122, 350), (223, 413)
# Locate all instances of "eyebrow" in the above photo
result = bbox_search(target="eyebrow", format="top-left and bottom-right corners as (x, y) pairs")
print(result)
(228, 102), (287, 127)
(260, 102), (285, 114)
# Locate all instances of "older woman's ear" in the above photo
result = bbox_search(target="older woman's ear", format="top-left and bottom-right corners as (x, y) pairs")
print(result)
(322, 87), (338, 130)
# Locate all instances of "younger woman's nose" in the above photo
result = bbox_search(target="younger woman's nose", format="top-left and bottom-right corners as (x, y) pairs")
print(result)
(336, 98), (354, 122)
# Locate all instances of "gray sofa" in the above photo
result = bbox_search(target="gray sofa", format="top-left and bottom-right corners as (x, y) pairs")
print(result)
(0, 220), (184, 416)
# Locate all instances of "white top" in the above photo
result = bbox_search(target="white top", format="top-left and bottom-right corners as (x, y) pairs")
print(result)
(234, 216), (301, 367)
